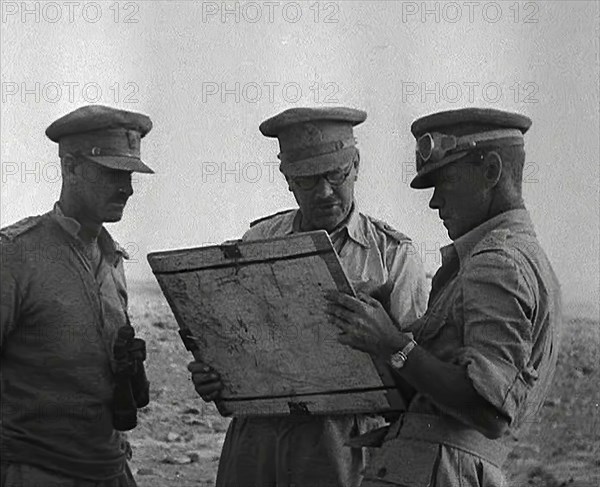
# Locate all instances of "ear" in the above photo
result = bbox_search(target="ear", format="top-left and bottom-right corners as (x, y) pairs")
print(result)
(60, 154), (80, 183)
(353, 151), (360, 180)
(61, 154), (77, 174)
(482, 151), (502, 189)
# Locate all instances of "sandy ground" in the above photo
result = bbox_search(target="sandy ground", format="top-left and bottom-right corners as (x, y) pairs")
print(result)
(126, 280), (599, 487)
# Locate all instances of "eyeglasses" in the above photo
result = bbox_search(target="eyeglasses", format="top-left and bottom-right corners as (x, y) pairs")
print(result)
(416, 132), (476, 169)
(290, 162), (355, 191)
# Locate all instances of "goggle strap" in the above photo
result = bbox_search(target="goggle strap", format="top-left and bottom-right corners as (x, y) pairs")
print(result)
(454, 129), (524, 150)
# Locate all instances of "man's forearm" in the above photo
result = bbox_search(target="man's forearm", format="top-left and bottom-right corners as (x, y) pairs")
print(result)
(395, 345), (509, 438)
(325, 289), (510, 437)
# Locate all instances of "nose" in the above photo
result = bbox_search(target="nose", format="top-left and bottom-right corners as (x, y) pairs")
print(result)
(313, 176), (334, 198)
(429, 187), (442, 210)
(119, 175), (134, 198)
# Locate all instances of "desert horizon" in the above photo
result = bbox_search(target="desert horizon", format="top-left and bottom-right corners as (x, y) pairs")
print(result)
(126, 274), (600, 321)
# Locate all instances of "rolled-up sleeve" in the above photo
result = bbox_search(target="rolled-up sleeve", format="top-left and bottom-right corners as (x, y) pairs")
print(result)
(458, 249), (537, 424)
(387, 242), (428, 330)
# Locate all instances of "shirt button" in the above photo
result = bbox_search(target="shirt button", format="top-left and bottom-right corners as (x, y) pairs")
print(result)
(376, 466), (387, 478)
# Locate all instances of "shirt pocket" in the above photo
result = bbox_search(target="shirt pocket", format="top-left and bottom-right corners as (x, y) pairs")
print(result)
(412, 284), (461, 345)
(411, 306), (449, 345)
(363, 436), (441, 486)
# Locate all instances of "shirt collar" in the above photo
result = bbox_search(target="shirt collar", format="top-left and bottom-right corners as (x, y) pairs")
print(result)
(51, 202), (127, 263)
(52, 202), (81, 239)
(442, 208), (535, 266)
(291, 204), (370, 248)
(338, 205), (370, 248)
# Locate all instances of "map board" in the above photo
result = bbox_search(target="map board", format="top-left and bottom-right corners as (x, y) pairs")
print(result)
(147, 230), (404, 416)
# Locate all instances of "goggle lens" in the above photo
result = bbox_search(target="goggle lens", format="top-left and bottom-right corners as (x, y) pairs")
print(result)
(417, 133), (434, 161)
(416, 133), (460, 165)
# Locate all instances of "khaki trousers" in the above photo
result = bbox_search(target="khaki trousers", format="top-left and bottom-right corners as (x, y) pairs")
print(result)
(0, 462), (137, 487)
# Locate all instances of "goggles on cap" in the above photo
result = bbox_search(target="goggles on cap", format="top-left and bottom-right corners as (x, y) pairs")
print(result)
(416, 132), (476, 167)
(416, 129), (525, 171)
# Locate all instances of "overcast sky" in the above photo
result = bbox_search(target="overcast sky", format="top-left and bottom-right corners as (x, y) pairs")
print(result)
(1, 1), (599, 312)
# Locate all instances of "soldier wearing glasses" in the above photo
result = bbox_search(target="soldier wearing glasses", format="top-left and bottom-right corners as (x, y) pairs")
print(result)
(188, 107), (428, 486)
(327, 108), (562, 486)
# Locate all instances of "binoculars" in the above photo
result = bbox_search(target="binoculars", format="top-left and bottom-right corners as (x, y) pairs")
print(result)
(112, 325), (150, 431)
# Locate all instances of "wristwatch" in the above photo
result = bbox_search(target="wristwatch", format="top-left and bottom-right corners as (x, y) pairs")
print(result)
(389, 339), (417, 370)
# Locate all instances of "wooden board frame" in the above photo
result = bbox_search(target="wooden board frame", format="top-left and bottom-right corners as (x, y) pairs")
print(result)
(147, 230), (404, 417)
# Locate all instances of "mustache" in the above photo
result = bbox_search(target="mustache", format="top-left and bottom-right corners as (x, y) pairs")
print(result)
(313, 199), (339, 207)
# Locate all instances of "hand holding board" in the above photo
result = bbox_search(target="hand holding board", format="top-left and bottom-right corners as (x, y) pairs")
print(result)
(147, 230), (404, 416)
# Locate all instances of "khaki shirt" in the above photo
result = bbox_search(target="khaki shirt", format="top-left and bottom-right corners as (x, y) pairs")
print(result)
(407, 209), (562, 434)
(363, 209), (562, 487)
(215, 207), (428, 487)
(1, 204), (130, 480)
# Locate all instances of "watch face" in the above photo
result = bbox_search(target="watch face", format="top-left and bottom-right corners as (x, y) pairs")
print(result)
(390, 352), (405, 369)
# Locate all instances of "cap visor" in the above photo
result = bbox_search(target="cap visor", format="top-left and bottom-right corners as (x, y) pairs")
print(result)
(280, 147), (355, 176)
(409, 151), (469, 189)
(83, 155), (154, 174)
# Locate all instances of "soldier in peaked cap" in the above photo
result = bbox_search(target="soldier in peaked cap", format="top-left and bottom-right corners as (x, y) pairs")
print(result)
(326, 108), (562, 486)
(188, 107), (429, 487)
(1, 105), (154, 486)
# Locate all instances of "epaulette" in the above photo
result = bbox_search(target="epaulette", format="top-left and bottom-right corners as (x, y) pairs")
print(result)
(368, 216), (412, 244)
(249, 209), (295, 228)
(114, 241), (130, 260)
(472, 228), (524, 259)
(0, 215), (44, 241)
(480, 228), (511, 247)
